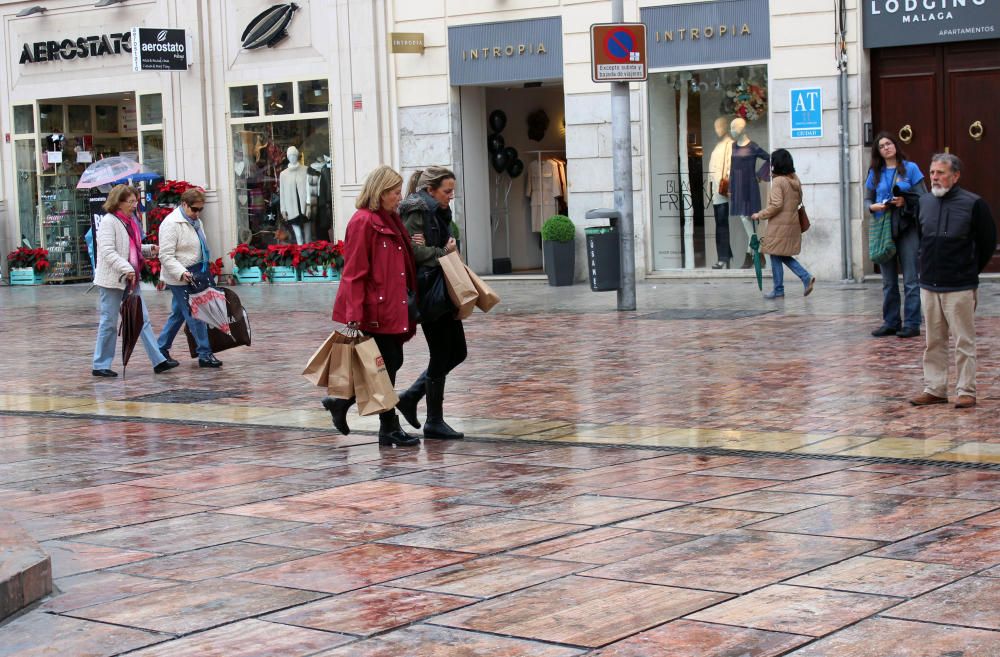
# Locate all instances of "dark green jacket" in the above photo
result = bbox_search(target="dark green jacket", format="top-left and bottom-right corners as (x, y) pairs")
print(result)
(400, 190), (458, 269)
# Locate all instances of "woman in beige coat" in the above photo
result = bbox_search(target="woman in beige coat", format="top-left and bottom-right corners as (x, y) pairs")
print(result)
(752, 149), (815, 299)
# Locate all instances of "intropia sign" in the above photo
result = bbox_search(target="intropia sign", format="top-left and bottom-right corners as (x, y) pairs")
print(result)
(864, 0), (1000, 48)
(448, 17), (563, 86)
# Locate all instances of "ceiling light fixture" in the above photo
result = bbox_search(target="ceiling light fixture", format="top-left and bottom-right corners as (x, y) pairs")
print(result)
(94, 0), (126, 7)
(16, 5), (47, 16)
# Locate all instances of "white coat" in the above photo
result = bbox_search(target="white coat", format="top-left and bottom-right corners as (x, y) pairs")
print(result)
(158, 207), (205, 286)
(94, 213), (154, 290)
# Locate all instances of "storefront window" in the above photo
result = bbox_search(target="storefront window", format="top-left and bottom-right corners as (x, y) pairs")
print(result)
(141, 132), (165, 179)
(263, 82), (294, 116)
(68, 105), (91, 133)
(14, 105), (34, 134)
(230, 86), (259, 118)
(140, 93), (163, 125)
(15, 139), (39, 247)
(648, 64), (769, 270)
(38, 104), (63, 133)
(95, 105), (118, 133)
(229, 80), (334, 247)
(298, 79), (329, 114)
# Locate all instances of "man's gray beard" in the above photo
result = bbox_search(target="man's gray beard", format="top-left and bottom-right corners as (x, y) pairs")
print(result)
(931, 185), (950, 198)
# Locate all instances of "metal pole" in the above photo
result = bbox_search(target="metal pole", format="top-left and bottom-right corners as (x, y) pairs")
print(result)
(836, 3), (854, 281)
(612, 0), (636, 310)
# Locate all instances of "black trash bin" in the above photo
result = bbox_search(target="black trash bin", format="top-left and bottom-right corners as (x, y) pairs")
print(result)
(585, 226), (620, 291)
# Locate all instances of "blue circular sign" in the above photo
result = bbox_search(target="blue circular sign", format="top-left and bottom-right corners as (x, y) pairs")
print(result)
(605, 30), (635, 62)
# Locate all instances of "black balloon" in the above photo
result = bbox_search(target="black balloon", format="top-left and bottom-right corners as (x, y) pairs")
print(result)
(487, 133), (505, 154)
(502, 146), (518, 164)
(507, 158), (525, 178)
(489, 110), (507, 133)
(491, 151), (509, 173)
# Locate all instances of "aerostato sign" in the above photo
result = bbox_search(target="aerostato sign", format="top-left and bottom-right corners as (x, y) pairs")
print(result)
(130, 28), (187, 71)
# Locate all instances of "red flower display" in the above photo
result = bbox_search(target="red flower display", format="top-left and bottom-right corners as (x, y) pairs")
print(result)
(297, 240), (345, 275)
(7, 247), (51, 272)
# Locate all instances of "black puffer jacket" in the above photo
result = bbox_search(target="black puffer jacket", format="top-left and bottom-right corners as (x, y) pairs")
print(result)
(917, 186), (997, 292)
(400, 190), (457, 269)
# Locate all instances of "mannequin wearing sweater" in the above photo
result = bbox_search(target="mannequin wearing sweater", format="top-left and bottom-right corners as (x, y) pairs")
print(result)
(709, 117), (734, 269)
(279, 146), (311, 244)
(729, 118), (770, 268)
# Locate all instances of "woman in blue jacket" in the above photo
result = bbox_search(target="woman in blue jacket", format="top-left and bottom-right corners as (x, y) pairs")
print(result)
(865, 132), (926, 339)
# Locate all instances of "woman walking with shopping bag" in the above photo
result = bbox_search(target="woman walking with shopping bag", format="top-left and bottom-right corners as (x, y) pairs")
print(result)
(322, 165), (420, 446)
(752, 149), (816, 299)
(395, 167), (467, 440)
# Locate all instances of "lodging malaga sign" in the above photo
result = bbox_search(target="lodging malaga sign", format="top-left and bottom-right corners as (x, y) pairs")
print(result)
(863, 0), (1000, 48)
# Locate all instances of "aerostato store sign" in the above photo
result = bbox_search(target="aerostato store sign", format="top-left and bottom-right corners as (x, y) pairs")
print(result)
(19, 32), (132, 64)
(131, 28), (187, 71)
(864, 0), (1000, 48)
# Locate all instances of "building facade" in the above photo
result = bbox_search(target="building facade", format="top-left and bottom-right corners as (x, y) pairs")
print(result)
(2, 0), (999, 282)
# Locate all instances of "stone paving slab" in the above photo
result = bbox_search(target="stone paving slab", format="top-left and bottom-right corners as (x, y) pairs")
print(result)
(2, 281), (1000, 654)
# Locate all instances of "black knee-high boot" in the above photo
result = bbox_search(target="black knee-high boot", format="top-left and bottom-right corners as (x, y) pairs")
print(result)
(423, 377), (464, 439)
(379, 411), (420, 446)
(321, 396), (354, 435)
(395, 371), (427, 430)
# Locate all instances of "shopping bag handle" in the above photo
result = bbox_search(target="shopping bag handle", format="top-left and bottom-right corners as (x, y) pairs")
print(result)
(336, 323), (363, 339)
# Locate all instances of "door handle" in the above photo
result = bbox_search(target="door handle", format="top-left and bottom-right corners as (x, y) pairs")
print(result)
(970, 120), (984, 141)
(898, 124), (913, 144)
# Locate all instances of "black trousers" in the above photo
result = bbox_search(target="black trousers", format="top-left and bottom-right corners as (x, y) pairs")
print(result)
(713, 202), (733, 261)
(367, 332), (404, 386)
(422, 316), (467, 379)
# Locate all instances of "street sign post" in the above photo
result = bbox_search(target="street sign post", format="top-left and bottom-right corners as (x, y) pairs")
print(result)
(590, 23), (647, 83)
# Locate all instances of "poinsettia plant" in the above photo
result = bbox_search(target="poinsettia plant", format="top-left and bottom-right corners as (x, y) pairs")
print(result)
(140, 257), (161, 284)
(144, 207), (170, 245)
(297, 240), (344, 275)
(7, 247), (50, 273)
(228, 243), (267, 270)
(153, 179), (200, 207)
(265, 243), (301, 269)
(208, 257), (224, 277)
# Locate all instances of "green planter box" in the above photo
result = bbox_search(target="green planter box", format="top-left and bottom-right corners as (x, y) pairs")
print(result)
(234, 266), (263, 284)
(10, 268), (44, 286)
(269, 265), (299, 283)
(300, 268), (341, 282)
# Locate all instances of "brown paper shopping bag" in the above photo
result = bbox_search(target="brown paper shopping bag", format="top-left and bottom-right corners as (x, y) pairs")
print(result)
(326, 340), (356, 399)
(438, 251), (478, 320)
(352, 337), (399, 416)
(303, 330), (353, 387)
(464, 265), (501, 313)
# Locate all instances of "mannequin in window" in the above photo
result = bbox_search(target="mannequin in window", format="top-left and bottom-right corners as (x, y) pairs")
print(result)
(307, 155), (323, 238)
(317, 155), (333, 240)
(279, 146), (311, 244)
(729, 118), (770, 269)
(709, 117), (734, 269)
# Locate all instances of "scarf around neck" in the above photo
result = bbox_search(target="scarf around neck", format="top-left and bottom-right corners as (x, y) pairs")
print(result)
(115, 210), (143, 287)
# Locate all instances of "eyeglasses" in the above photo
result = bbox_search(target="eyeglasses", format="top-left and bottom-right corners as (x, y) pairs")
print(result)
(188, 205), (205, 213)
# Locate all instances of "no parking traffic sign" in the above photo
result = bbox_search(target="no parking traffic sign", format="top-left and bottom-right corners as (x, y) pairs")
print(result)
(591, 23), (647, 82)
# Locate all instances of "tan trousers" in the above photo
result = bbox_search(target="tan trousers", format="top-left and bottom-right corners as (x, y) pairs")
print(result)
(921, 289), (977, 398)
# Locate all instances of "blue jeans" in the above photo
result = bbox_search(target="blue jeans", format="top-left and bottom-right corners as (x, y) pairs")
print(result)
(770, 255), (812, 295)
(93, 286), (166, 370)
(880, 226), (921, 330)
(157, 265), (213, 360)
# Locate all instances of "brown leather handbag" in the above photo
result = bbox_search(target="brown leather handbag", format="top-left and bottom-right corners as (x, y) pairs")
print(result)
(798, 205), (811, 233)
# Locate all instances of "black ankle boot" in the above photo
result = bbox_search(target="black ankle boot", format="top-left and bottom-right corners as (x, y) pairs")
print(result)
(423, 377), (464, 440)
(322, 396), (354, 435)
(741, 253), (753, 269)
(395, 371), (427, 430)
(379, 412), (420, 446)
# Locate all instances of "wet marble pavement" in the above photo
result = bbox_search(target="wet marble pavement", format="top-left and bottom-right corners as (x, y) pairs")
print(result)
(2, 280), (1000, 654)
(1, 418), (999, 655)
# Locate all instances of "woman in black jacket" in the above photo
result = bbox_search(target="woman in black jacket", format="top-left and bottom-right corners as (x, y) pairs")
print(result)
(395, 167), (466, 439)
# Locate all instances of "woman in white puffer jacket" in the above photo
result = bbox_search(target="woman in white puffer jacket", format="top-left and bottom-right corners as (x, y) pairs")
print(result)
(92, 185), (178, 377)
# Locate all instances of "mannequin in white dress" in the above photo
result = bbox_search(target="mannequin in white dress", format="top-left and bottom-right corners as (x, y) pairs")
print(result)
(279, 146), (311, 244)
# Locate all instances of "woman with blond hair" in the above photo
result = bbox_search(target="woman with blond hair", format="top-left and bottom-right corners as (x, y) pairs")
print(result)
(92, 184), (176, 377)
(394, 166), (466, 439)
(322, 165), (420, 446)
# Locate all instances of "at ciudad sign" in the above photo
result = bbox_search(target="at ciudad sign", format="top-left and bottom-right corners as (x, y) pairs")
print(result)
(131, 28), (187, 71)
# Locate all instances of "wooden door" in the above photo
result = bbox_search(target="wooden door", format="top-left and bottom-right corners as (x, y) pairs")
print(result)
(872, 41), (1000, 270)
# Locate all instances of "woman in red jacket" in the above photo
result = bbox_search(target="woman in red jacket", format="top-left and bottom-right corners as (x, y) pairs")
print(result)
(322, 165), (420, 446)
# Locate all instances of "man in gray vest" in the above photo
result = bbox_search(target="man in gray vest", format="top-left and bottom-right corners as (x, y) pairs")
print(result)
(910, 153), (996, 409)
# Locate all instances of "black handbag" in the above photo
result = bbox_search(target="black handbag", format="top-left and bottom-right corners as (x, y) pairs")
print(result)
(417, 266), (454, 323)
